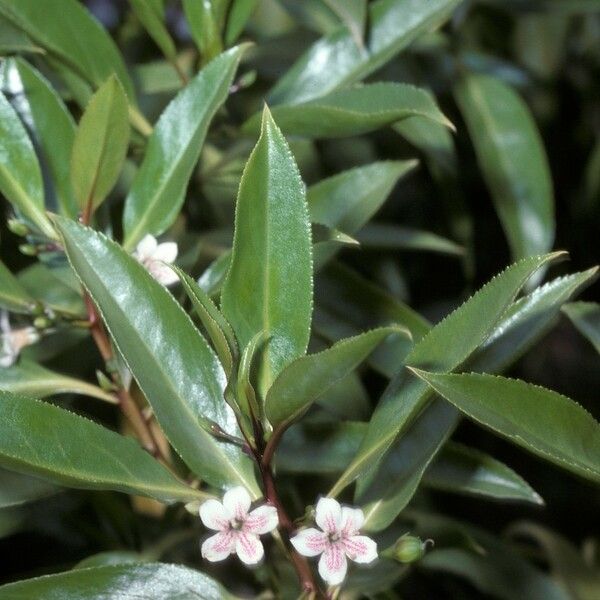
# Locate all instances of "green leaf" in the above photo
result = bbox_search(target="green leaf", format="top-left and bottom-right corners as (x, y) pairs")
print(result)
(320, 0), (367, 47)
(0, 391), (204, 503)
(454, 74), (555, 261)
(269, 0), (462, 104)
(74, 551), (145, 569)
(71, 76), (129, 213)
(266, 326), (409, 430)
(182, 0), (222, 60)
(0, 260), (36, 314)
(412, 370), (600, 484)
(0, 91), (54, 238)
(130, 0), (177, 61)
(122, 46), (247, 250)
(55, 218), (258, 493)
(330, 252), (564, 495)
(0, 0), (135, 100)
(356, 223), (464, 256)
(0, 468), (59, 509)
(424, 442), (543, 504)
(11, 59), (77, 218)
(225, 0), (259, 45)
(246, 83), (453, 138)
(0, 563), (238, 600)
(562, 302), (600, 354)
(221, 107), (313, 395)
(0, 359), (116, 404)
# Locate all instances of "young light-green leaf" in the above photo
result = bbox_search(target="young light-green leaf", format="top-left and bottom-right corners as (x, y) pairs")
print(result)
(246, 83), (453, 138)
(71, 76), (129, 213)
(221, 107), (313, 395)
(269, 0), (462, 104)
(122, 45), (247, 250)
(0, 91), (53, 238)
(562, 301), (600, 354)
(412, 370), (600, 484)
(55, 218), (258, 493)
(455, 74), (555, 261)
(0, 391), (204, 503)
(266, 326), (409, 430)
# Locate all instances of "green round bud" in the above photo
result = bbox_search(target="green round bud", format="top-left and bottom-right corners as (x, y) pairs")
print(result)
(33, 316), (51, 329)
(7, 219), (29, 236)
(19, 243), (38, 256)
(394, 535), (428, 563)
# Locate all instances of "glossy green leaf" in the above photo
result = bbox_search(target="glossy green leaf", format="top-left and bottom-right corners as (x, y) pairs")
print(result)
(122, 46), (247, 250)
(74, 551), (145, 570)
(0, 0), (135, 99)
(424, 442), (543, 504)
(0, 563), (238, 600)
(246, 83), (453, 138)
(356, 223), (464, 256)
(130, 0), (177, 60)
(563, 302), (600, 354)
(267, 326), (409, 430)
(0, 359), (116, 404)
(0, 468), (59, 509)
(330, 252), (563, 495)
(0, 91), (54, 238)
(183, 0), (222, 60)
(55, 218), (258, 493)
(320, 0), (366, 47)
(0, 260), (36, 314)
(0, 391), (204, 503)
(412, 370), (600, 484)
(173, 266), (237, 377)
(226, 0), (259, 45)
(71, 76), (129, 213)
(455, 74), (555, 261)
(221, 107), (313, 395)
(12, 59), (77, 217)
(269, 0), (462, 104)
(198, 252), (232, 297)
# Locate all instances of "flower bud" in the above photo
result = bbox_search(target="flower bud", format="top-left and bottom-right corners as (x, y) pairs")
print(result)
(19, 243), (38, 256)
(33, 316), (52, 330)
(7, 219), (29, 236)
(393, 535), (430, 563)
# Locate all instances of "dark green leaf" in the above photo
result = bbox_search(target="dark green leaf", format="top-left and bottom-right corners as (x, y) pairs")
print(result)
(122, 46), (247, 250)
(0, 391), (204, 503)
(221, 107), (313, 396)
(55, 218), (258, 493)
(0, 468), (59, 509)
(226, 0), (259, 45)
(0, 260), (36, 314)
(182, 0), (222, 60)
(320, 0), (366, 47)
(74, 551), (145, 570)
(562, 302), (600, 354)
(130, 0), (177, 61)
(412, 370), (600, 484)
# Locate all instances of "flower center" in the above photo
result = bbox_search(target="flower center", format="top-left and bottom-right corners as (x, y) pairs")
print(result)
(231, 518), (245, 531)
(328, 532), (341, 543)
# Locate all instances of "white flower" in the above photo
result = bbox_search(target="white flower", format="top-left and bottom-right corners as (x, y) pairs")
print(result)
(199, 486), (278, 565)
(0, 310), (39, 368)
(132, 234), (179, 286)
(291, 497), (377, 586)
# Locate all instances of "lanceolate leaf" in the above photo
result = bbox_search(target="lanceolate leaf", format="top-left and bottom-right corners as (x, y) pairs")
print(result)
(269, 0), (462, 104)
(266, 326), (410, 430)
(0, 91), (54, 238)
(0, 260), (36, 314)
(0, 391), (204, 503)
(412, 370), (600, 484)
(562, 301), (600, 354)
(423, 442), (543, 504)
(0, 468), (59, 509)
(246, 83), (453, 138)
(0, 359), (116, 404)
(122, 46), (247, 250)
(71, 76), (130, 213)
(225, 0), (259, 45)
(221, 107), (313, 396)
(0, 563), (239, 600)
(0, 0), (135, 99)
(13, 59), (77, 217)
(55, 218), (258, 493)
(455, 74), (555, 261)
(129, 0), (177, 61)
(330, 252), (564, 495)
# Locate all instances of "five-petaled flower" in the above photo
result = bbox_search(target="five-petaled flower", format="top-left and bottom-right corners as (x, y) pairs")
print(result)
(132, 234), (179, 286)
(199, 486), (278, 565)
(291, 497), (377, 586)
(0, 311), (39, 368)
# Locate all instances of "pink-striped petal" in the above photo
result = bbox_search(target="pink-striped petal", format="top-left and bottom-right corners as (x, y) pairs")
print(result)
(291, 528), (328, 557)
(315, 497), (342, 535)
(235, 532), (264, 565)
(201, 531), (236, 562)
(245, 504), (278, 535)
(223, 486), (251, 521)
(343, 535), (378, 564)
(199, 499), (230, 531)
(318, 543), (347, 585)
(340, 506), (365, 536)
